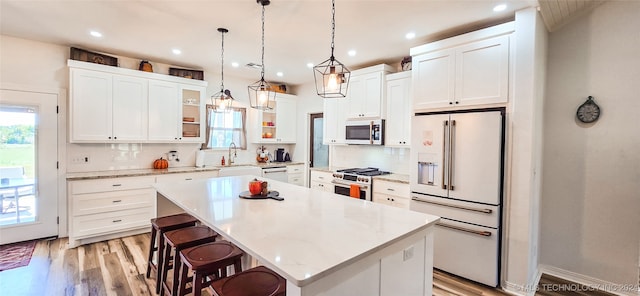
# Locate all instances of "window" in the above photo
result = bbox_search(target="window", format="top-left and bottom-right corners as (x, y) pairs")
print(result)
(203, 106), (247, 149)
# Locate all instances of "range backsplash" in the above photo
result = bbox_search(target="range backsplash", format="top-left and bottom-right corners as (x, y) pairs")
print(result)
(331, 145), (410, 175)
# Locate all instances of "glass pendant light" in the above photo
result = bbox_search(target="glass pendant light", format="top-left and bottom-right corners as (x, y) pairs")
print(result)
(248, 0), (276, 110)
(211, 28), (234, 111)
(313, 0), (350, 98)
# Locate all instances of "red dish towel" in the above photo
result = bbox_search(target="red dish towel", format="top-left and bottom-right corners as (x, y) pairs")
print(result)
(350, 184), (360, 198)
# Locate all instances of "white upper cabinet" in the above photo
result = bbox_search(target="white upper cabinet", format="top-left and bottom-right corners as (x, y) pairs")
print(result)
(68, 60), (207, 143)
(70, 68), (113, 142)
(323, 97), (347, 145)
(346, 64), (394, 119)
(252, 94), (297, 143)
(148, 80), (180, 141)
(411, 23), (513, 111)
(385, 71), (412, 147)
(112, 75), (148, 141)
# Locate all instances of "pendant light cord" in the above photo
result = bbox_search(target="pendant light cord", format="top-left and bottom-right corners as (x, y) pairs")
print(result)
(261, 4), (266, 81)
(220, 30), (225, 92)
(330, 0), (335, 60)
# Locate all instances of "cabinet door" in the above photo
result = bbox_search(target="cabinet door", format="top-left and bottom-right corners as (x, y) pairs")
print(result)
(112, 75), (148, 141)
(346, 72), (383, 119)
(180, 85), (206, 143)
(70, 69), (112, 142)
(412, 49), (455, 110)
(323, 98), (347, 145)
(455, 35), (509, 106)
(275, 96), (297, 143)
(148, 80), (180, 141)
(385, 73), (411, 147)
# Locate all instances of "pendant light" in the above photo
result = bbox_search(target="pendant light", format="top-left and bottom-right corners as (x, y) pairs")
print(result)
(211, 28), (234, 111)
(248, 0), (276, 110)
(313, 0), (350, 98)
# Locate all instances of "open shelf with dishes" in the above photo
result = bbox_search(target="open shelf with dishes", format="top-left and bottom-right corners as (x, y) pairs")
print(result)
(181, 89), (202, 139)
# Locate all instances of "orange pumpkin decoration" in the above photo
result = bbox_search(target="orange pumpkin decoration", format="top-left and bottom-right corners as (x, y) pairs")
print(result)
(153, 158), (169, 169)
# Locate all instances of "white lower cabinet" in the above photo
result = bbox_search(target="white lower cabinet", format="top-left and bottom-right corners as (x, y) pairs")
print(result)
(68, 175), (156, 247)
(372, 180), (410, 209)
(287, 164), (305, 186)
(67, 170), (219, 248)
(310, 170), (334, 192)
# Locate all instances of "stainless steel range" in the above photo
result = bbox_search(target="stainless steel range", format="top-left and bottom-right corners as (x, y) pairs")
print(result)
(332, 167), (390, 201)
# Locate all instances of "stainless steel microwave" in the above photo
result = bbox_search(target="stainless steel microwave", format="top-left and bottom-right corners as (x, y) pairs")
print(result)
(345, 119), (384, 145)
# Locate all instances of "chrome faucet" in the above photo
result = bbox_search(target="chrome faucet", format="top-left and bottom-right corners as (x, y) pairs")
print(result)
(228, 141), (237, 166)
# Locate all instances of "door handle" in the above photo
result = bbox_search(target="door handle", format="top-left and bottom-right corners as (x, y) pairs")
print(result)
(436, 222), (492, 237)
(411, 197), (493, 214)
(442, 120), (448, 190)
(449, 119), (456, 191)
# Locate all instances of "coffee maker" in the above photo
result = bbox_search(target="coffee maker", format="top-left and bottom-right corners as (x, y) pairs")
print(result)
(274, 148), (285, 162)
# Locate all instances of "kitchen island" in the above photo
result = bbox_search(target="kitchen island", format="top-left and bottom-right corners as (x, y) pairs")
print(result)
(154, 175), (439, 296)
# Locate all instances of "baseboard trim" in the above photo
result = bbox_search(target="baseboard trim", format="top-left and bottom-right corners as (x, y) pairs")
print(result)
(502, 281), (528, 296)
(539, 265), (640, 296)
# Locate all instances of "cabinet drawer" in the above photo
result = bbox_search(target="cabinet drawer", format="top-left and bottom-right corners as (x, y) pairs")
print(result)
(287, 174), (304, 186)
(72, 207), (152, 239)
(286, 165), (304, 174)
(155, 171), (219, 183)
(373, 180), (410, 197)
(373, 193), (410, 209)
(310, 181), (333, 192)
(310, 171), (333, 183)
(70, 176), (155, 194)
(72, 188), (155, 216)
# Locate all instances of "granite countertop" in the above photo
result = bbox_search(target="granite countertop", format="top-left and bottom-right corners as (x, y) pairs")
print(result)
(373, 173), (410, 184)
(154, 175), (439, 287)
(66, 162), (305, 180)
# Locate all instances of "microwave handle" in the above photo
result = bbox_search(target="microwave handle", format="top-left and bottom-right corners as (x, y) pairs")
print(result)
(370, 121), (374, 144)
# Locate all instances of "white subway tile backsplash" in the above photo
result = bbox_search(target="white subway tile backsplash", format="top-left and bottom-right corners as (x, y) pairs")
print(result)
(331, 145), (410, 175)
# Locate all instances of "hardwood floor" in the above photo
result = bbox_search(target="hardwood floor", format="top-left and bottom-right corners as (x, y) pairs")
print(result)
(0, 234), (510, 296)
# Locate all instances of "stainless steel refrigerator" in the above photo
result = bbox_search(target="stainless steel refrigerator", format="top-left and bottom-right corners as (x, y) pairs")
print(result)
(409, 109), (504, 287)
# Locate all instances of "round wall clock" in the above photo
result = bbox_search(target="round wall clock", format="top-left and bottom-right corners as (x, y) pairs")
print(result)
(576, 96), (601, 123)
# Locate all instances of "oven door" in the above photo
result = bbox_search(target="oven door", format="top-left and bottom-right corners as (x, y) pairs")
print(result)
(332, 181), (369, 201)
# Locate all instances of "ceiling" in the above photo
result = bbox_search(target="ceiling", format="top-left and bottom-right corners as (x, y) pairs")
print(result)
(0, 0), (594, 86)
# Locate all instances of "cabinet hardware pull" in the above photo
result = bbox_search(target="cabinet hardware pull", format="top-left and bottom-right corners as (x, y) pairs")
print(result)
(112, 184), (122, 187)
(112, 200), (122, 203)
(436, 222), (492, 237)
(112, 219), (122, 223)
(411, 197), (493, 214)
(386, 188), (395, 191)
(185, 178), (193, 180)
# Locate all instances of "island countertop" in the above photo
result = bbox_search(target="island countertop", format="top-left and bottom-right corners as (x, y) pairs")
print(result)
(153, 175), (440, 289)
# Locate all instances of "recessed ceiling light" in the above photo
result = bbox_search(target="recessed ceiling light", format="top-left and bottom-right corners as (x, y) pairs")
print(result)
(231, 62), (239, 68)
(172, 48), (181, 55)
(405, 32), (416, 40)
(276, 72), (283, 77)
(89, 31), (102, 38)
(493, 4), (507, 12)
(307, 63), (314, 68)
(348, 50), (357, 57)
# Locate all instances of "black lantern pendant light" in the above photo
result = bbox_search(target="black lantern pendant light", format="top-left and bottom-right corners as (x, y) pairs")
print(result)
(313, 0), (350, 98)
(211, 28), (234, 111)
(248, 0), (276, 110)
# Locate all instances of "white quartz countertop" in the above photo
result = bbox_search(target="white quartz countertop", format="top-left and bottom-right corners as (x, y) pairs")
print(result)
(154, 175), (439, 287)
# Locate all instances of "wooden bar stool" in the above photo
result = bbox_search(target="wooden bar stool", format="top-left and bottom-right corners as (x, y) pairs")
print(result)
(160, 225), (218, 296)
(175, 241), (244, 296)
(146, 213), (199, 293)
(209, 265), (286, 296)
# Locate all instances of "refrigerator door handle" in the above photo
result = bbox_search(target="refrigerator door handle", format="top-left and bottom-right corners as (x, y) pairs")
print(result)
(411, 196), (494, 214)
(436, 222), (492, 237)
(449, 119), (456, 191)
(442, 120), (448, 190)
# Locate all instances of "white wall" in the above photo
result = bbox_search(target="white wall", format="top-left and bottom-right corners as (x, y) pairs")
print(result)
(540, 1), (640, 287)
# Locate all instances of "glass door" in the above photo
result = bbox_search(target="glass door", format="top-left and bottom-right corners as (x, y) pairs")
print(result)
(0, 89), (58, 244)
